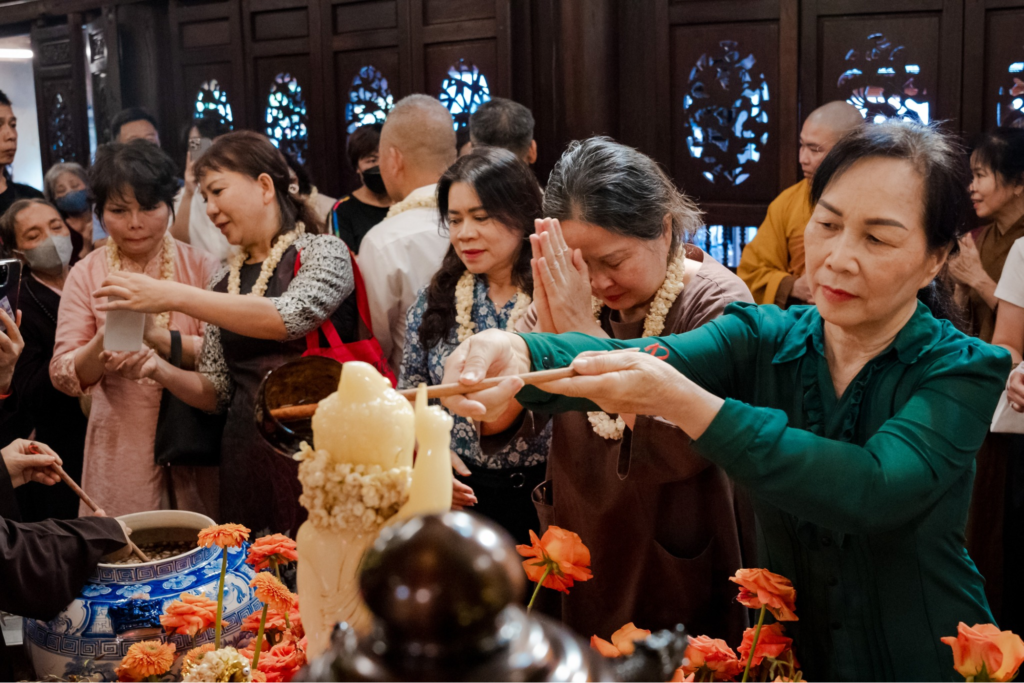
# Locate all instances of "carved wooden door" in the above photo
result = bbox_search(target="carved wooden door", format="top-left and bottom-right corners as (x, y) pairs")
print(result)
(31, 18), (90, 169)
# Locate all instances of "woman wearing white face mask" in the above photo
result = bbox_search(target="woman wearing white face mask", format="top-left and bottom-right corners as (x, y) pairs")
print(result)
(0, 199), (85, 521)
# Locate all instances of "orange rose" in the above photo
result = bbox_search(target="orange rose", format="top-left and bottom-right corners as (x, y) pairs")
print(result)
(160, 592), (225, 637)
(681, 635), (744, 681)
(247, 534), (299, 571)
(730, 568), (798, 622)
(198, 523), (251, 549)
(252, 572), (296, 614)
(516, 527), (593, 593)
(252, 672), (268, 683)
(941, 622), (1024, 682)
(119, 640), (176, 679)
(738, 623), (796, 669)
(670, 670), (696, 683)
(589, 622), (651, 658)
(255, 639), (307, 682)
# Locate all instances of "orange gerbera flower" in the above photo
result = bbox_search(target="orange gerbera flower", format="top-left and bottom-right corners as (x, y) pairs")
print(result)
(681, 635), (744, 681)
(516, 527), (593, 593)
(180, 643), (215, 671)
(247, 534), (298, 571)
(160, 592), (225, 637)
(251, 572), (296, 613)
(590, 622), (651, 657)
(120, 640), (176, 679)
(942, 622), (1024, 682)
(198, 523), (251, 549)
(730, 568), (799, 622)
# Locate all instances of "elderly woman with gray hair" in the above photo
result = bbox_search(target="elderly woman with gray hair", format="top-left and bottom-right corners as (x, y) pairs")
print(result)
(514, 137), (756, 643)
(43, 161), (106, 259)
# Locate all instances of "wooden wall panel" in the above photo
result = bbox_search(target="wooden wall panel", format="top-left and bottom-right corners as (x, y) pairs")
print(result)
(31, 18), (90, 168)
(963, 2), (1024, 135)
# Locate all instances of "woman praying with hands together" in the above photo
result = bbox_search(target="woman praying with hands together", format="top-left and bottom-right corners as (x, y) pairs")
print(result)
(518, 137), (755, 643)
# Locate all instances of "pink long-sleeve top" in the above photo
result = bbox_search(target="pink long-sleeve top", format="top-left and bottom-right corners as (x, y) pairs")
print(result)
(49, 241), (218, 518)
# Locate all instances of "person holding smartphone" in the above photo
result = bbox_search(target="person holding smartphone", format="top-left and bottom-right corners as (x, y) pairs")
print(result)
(48, 141), (219, 519)
(169, 113), (233, 262)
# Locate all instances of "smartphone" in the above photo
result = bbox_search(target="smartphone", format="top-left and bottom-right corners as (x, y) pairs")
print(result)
(103, 298), (145, 352)
(0, 259), (23, 334)
(189, 136), (213, 162)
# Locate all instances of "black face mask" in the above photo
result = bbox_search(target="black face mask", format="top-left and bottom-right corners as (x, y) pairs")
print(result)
(361, 166), (388, 196)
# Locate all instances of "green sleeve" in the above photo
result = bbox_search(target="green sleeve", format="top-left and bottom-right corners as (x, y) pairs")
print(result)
(692, 343), (1010, 535)
(516, 302), (767, 412)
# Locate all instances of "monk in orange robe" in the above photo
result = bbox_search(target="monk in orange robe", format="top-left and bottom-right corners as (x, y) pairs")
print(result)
(738, 101), (863, 306)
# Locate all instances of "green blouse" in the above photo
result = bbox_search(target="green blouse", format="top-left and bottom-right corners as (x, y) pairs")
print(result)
(517, 302), (1011, 682)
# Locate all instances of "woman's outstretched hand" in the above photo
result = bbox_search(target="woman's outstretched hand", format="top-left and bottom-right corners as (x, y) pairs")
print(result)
(101, 348), (159, 381)
(530, 218), (606, 336)
(93, 273), (181, 314)
(440, 329), (530, 421)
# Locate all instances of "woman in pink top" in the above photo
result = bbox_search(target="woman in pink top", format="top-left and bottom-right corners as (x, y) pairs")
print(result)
(49, 141), (218, 518)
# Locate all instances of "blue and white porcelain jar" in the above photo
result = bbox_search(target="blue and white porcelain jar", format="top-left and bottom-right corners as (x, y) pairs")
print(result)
(23, 510), (263, 682)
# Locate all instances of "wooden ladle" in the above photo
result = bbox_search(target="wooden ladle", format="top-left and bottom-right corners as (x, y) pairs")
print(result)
(268, 366), (578, 422)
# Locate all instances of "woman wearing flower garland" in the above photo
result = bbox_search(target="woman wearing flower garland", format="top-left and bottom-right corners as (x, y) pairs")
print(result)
(399, 147), (550, 544)
(49, 140), (219, 518)
(93, 131), (357, 535)
(514, 137), (754, 642)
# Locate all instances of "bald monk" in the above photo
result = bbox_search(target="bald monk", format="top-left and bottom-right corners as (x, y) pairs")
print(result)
(358, 95), (457, 370)
(738, 101), (863, 306)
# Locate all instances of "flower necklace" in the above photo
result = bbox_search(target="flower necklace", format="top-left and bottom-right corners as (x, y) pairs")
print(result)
(386, 191), (437, 219)
(587, 249), (687, 440)
(107, 232), (176, 329)
(227, 226), (302, 297)
(455, 270), (532, 342)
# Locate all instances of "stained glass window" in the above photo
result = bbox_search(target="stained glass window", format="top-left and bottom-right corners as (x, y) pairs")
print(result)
(682, 40), (770, 186)
(439, 59), (491, 130)
(194, 79), (234, 127)
(838, 33), (929, 124)
(265, 72), (309, 165)
(689, 224), (758, 269)
(48, 92), (74, 163)
(346, 65), (394, 134)
(997, 60), (1024, 128)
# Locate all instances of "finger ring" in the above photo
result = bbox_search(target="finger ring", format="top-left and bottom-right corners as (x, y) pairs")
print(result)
(554, 250), (564, 258)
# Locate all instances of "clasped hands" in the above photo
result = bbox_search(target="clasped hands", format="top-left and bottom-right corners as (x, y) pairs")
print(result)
(530, 218), (606, 337)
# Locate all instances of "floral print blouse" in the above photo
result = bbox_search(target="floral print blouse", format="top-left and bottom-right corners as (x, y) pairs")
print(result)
(399, 274), (551, 470)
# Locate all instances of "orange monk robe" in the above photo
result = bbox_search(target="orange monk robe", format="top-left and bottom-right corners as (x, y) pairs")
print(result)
(737, 178), (813, 306)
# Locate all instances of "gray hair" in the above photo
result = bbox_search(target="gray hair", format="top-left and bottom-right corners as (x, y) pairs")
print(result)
(43, 162), (88, 203)
(469, 97), (535, 158)
(543, 137), (702, 255)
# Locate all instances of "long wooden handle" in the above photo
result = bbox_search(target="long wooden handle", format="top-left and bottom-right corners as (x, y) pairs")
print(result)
(53, 462), (151, 563)
(268, 366), (578, 422)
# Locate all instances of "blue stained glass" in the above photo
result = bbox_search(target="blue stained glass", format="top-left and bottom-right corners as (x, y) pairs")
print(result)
(345, 65), (395, 135)
(193, 80), (234, 130)
(265, 72), (309, 165)
(438, 59), (491, 130)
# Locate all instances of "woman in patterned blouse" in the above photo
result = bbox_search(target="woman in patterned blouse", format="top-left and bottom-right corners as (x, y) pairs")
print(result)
(399, 147), (551, 544)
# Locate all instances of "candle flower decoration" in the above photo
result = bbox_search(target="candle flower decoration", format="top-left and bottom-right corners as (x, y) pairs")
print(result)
(199, 523), (252, 649)
(294, 363), (456, 659)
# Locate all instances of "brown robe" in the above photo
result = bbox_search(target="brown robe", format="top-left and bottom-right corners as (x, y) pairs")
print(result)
(964, 215), (1024, 627)
(0, 461), (127, 680)
(532, 245), (756, 643)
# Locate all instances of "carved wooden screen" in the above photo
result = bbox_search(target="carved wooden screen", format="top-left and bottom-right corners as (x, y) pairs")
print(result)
(84, 8), (122, 148)
(800, 0), (963, 127)
(168, 0), (247, 164)
(963, 1), (1024, 135)
(31, 19), (90, 169)
(620, 0), (798, 269)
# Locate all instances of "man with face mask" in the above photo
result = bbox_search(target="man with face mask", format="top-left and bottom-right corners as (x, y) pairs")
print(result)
(329, 122), (393, 253)
(0, 199), (87, 522)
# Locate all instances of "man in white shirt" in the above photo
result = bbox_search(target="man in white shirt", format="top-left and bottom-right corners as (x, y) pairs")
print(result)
(358, 94), (456, 372)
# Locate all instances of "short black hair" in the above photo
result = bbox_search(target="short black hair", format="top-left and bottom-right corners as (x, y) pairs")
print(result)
(90, 140), (179, 217)
(469, 98), (534, 158)
(971, 127), (1024, 187)
(0, 90), (10, 107)
(346, 123), (382, 171)
(193, 111), (233, 140)
(811, 120), (971, 257)
(109, 107), (158, 141)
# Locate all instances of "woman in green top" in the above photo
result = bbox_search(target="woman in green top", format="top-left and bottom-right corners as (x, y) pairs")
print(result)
(438, 121), (1012, 682)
